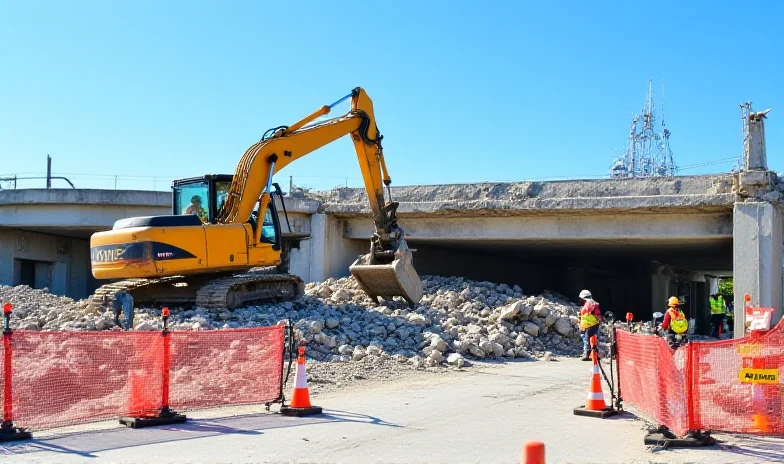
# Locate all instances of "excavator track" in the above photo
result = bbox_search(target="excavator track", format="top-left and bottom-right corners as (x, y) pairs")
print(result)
(195, 270), (305, 309)
(87, 269), (305, 311)
(87, 276), (193, 311)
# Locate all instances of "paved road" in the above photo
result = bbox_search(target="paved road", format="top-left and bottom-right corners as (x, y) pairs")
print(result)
(1, 358), (781, 463)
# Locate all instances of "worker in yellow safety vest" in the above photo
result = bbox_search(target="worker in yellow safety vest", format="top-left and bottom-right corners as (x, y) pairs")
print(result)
(709, 293), (726, 338)
(660, 296), (688, 347)
(578, 289), (602, 361)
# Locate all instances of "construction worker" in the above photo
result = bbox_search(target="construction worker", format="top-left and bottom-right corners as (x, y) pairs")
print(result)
(660, 296), (688, 347)
(709, 293), (726, 338)
(185, 195), (208, 222)
(112, 289), (135, 330)
(578, 289), (601, 361)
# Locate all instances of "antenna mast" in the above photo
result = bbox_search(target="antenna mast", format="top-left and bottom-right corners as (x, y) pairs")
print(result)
(610, 79), (677, 178)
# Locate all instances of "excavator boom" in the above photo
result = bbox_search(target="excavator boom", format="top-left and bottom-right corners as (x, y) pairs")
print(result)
(218, 87), (422, 305)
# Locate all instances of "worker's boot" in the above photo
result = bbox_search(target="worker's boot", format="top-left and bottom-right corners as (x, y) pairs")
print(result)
(581, 352), (591, 361)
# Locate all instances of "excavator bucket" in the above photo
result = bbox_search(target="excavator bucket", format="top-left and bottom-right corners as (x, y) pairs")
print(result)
(349, 247), (423, 307)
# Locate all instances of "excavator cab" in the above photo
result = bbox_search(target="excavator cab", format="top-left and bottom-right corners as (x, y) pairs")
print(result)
(172, 174), (280, 247)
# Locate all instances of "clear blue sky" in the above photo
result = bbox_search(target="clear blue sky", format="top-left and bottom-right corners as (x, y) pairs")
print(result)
(1, 1), (782, 191)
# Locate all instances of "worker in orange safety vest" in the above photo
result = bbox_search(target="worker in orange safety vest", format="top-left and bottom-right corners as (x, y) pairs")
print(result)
(578, 289), (602, 361)
(660, 296), (688, 347)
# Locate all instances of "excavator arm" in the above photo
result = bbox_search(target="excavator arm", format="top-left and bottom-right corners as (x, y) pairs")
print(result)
(219, 87), (422, 306)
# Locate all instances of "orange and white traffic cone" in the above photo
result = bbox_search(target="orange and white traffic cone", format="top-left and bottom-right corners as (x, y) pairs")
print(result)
(585, 335), (607, 410)
(281, 342), (323, 417)
(573, 335), (617, 418)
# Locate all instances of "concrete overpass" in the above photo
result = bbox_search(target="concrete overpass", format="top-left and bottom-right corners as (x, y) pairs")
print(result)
(0, 189), (170, 298)
(1, 114), (781, 337)
(288, 112), (782, 336)
(2, 171), (781, 336)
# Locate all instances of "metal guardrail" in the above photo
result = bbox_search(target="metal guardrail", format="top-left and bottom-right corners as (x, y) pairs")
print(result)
(0, 173), (369, 192)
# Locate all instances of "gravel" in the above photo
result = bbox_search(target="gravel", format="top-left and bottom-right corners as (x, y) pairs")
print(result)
(0, 275), (612, 371)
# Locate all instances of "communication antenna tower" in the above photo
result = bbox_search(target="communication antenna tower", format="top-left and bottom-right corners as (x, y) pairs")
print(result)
(610, 80), (677, 178)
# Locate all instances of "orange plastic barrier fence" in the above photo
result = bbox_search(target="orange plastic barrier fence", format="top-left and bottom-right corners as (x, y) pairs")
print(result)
(617, 318), (784, 436)
(690, 321), (784, 434)
(0, 326), (285, 431)
(616, 330), (689, 436)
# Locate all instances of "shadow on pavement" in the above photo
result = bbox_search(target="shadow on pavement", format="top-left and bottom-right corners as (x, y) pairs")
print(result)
(0, 408), (400, 458)
(710, 435), (784, 462)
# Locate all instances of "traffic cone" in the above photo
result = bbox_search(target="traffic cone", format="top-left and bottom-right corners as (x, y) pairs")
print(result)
(521, 441), (545, 464)
(573, 335), (617, 418)
(281, 343), (322, 417)
(585, 335), (607, 410)
(749, 358), (775, 433)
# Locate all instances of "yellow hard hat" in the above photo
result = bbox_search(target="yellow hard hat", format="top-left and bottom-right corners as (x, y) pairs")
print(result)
(668, 296), (680, 306)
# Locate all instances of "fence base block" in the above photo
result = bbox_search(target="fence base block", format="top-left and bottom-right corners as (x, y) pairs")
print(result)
(0, 422), (32, 442)
(280, 405), (323, 417)
(644, 427), (716, 448)
(573, 405), (619, 419)
(119, 409), (187, 429)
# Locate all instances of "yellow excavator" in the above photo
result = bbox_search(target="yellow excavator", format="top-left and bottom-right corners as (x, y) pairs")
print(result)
(88, 87), (422, 310)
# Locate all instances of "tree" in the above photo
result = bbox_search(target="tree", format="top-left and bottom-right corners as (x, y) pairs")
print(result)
(718, 278), (733, 300)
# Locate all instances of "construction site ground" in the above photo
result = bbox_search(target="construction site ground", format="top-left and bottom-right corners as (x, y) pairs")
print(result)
(2, 358), (780, 464)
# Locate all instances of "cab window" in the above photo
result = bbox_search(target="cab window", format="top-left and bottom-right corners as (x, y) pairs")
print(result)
(261, 207), (277, 244)
(177, 182), (209, 223)
(216, 181), (231, 216)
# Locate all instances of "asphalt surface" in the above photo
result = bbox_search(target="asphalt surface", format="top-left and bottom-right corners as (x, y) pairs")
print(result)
(0, 357), (781, 463)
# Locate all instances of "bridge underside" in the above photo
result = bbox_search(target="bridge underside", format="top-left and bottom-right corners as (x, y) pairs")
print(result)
(337, 212), (734, 330)
(401, 237), (732, 324)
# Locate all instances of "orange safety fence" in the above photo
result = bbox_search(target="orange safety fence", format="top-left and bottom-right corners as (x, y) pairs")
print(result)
(0, 326), (285, 431)
(617, 317), (784, 437)
(690, 319), (784, 435)
(616, 329), (689, 436)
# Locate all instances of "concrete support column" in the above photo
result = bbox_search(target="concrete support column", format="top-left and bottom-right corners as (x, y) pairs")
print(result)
(706, 276), (719, 295)
(307, 213), (328, 283)
(287, 213), (367, 284)
(287, 239), (313, 283)
(745, 109), (769, 170)
(694, 281), (709, 335)
(733, 201), (783, 336)
(651, 267), (668, 320)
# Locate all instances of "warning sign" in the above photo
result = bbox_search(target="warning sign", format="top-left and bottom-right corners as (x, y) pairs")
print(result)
(745, 307), (774, 332)
(739, 368), (779, 384)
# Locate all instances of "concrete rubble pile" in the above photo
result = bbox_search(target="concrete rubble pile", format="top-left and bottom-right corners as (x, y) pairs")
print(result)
(1, 275), (612, 367)
(295, 275), (606, 367)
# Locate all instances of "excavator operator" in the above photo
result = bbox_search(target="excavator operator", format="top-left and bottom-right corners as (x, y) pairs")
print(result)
(185, 195), (208, 222)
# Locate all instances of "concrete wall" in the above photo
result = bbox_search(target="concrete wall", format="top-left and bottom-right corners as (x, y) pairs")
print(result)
(288, 214), (366, 283)
(0, 227), (91, 299)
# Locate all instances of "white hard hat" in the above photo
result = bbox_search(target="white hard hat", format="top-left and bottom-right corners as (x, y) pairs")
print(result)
(579, 289), (592, 299)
